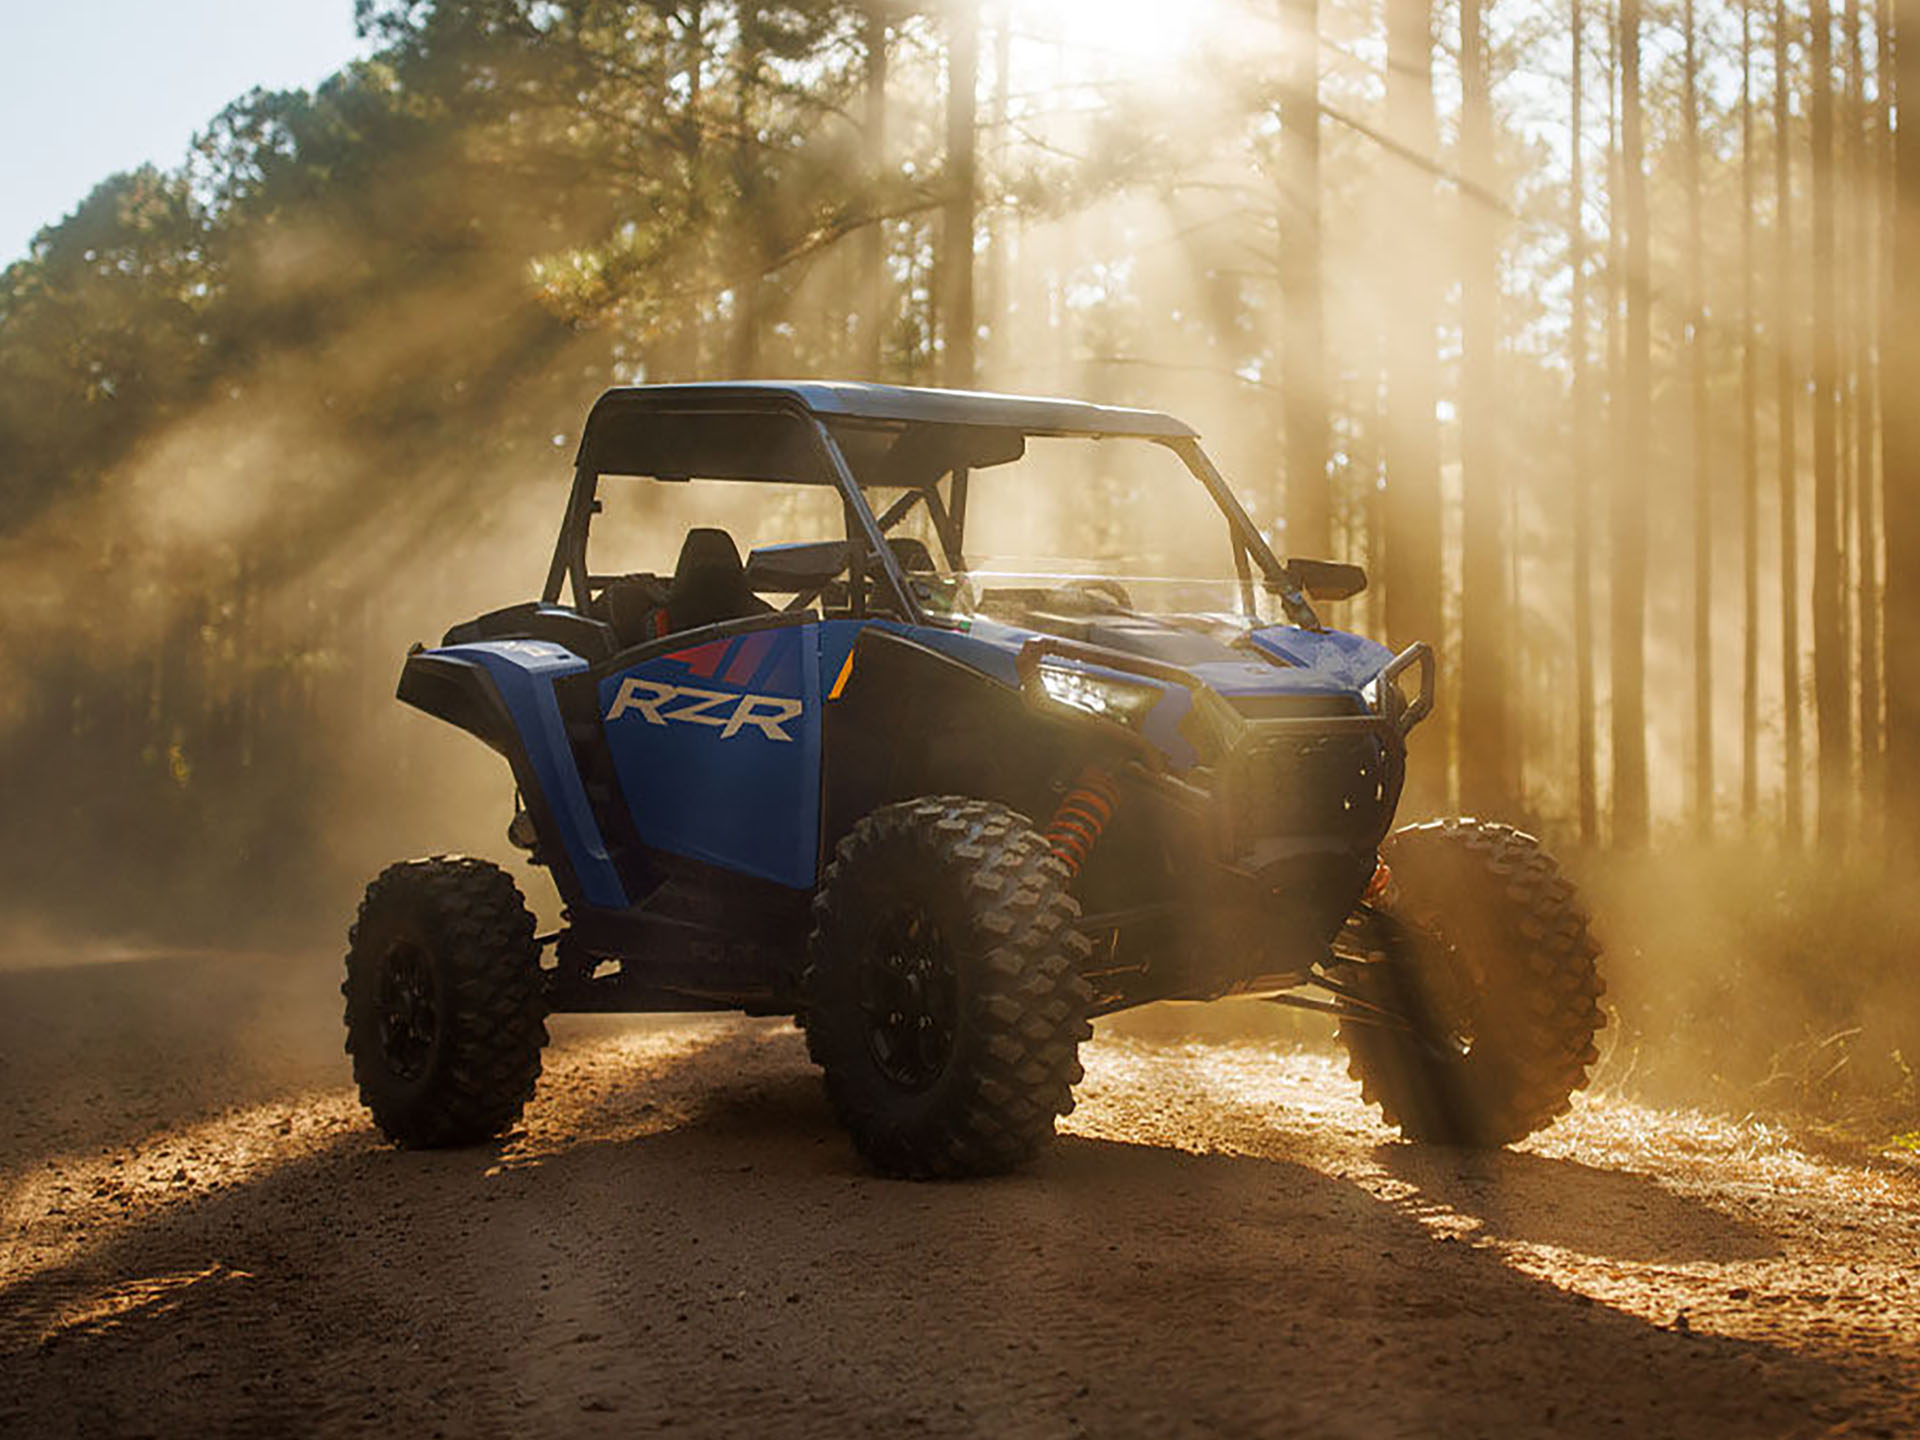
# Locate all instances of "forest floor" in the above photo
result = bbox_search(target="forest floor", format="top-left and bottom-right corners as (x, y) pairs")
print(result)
(1, 948), (1916, 1439)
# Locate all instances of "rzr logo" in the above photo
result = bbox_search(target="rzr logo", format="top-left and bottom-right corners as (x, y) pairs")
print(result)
(603, 679), (804, 742)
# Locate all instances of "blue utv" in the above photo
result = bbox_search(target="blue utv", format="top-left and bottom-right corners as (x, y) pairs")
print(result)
(343, 382), (1605, 1177)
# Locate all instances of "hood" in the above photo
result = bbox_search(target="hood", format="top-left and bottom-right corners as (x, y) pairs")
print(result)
(898, 606), (1398, 775)
(933, 606), (1395, 697)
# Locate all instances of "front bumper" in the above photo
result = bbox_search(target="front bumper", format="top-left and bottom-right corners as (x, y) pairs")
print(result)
(1063, 642), (1437, 1006)
(1199, 641), (1434, 875)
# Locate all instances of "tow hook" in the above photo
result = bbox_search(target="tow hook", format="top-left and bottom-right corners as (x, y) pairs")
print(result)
(1362, 856), (1394, 906)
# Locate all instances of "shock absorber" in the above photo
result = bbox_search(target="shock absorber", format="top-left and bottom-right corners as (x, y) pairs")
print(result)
(1363, 855), (1394, 905)
(1046, 766), (1121, 878)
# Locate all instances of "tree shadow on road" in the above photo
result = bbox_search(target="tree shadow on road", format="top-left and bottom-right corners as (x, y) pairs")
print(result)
(0, 1024), (1890, 1440)
(1371, 1142), (1783, 1265)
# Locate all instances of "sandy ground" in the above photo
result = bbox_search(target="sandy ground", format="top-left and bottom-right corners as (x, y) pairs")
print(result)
(1, 949), (1916, 1439)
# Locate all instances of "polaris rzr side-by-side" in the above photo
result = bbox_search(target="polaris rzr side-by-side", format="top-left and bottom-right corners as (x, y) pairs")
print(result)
(343, 382), (1605, 1177)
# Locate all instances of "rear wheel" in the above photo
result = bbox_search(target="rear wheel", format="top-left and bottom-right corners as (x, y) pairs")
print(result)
(802, 798), (1093, 1179)
(1335, 819), (1605, 1146)
(343, 856), (548, 1148)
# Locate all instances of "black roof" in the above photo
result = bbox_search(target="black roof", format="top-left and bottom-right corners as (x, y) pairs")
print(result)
(578, 381), (1196, 445)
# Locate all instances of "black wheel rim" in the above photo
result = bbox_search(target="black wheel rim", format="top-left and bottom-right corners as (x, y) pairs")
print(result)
(859, 906), (959, 1091)
(1343, 914), (1476, 1064)
(377, 940), (439, 1082)
(1400, 922), (1479, 1062)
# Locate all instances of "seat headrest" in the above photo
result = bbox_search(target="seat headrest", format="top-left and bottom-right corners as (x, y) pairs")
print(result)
(673, 527), (745, 584)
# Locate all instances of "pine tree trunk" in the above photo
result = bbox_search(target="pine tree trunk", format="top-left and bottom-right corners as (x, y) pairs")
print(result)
(1381, 0), (1445, 815)
(669, 1), (708, 378)
(1381, 0), (1444, 650)
(1607, 0), (1626, 814)
(1811, 0), (1850, 844)
(1777, 0), (1806, 843)
(1685, 0), (1715, 835)
(1457, 0), (1511, 814)
(982, 7), (1012, 381)
(1572, 0), (1600, 846)
(1612, 0), (1652, 847)
(942, 0), (979, 389)
(1883, 0), (1918, 852)
(1281, 0), (1330, 558)
(1742, 0), (1763, 825)
(729, 7), (764, 377)
(1853, 0), (1883, 816)
(1365, 335), (1390, 639)
(861, 4), (890, 379)
(1838, 23), (1859, 796)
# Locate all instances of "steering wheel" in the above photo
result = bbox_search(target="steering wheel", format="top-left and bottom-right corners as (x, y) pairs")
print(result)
(1057, 577), (1134, 612)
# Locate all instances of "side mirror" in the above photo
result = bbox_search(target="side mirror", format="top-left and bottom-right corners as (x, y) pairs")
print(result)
(1285, 557), (1368, 601)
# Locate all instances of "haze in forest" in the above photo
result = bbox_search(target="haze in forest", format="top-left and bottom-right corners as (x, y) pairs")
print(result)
(1, 0), (1916, 1133)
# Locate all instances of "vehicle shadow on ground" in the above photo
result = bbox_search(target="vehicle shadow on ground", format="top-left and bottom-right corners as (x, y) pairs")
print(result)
(0, 1026), (1885, 1440)
(1370, 1141), (1783, 1265)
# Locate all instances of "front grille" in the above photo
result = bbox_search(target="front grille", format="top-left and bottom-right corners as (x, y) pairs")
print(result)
(1225, 691), (1363, 722)
(1222, 728), (1395, 851)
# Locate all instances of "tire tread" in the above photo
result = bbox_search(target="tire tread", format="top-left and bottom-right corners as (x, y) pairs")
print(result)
(343, 855), (547, 1148)
(1337, 818), (1605, 1146)
(802, 798), (1091, 1179)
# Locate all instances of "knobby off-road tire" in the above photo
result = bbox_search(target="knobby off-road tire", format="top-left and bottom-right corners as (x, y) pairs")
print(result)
(1336, 819), (1605, 1147)
(802, 798), (1094, 1179)
(343, 856), (549, 1148)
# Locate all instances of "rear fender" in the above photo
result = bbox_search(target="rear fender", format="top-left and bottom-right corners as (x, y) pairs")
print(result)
(397, 643), (628, 909)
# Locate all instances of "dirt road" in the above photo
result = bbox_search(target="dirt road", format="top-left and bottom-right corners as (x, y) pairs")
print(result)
(2, 949), (1915, 1439)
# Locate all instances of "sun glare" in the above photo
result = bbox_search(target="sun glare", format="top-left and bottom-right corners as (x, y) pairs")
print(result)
(1012, 0), (1215, 74)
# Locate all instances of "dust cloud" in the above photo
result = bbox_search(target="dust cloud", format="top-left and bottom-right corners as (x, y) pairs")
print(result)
(1579, 842), (1919, 1134)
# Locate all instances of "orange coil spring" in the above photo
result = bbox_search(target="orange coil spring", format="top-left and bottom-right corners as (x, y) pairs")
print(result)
(1046, 767), (1122, 877)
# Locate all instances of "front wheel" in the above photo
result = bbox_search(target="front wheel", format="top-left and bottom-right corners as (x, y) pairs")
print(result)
(343, 856), (549, 1147)
(1335, 819), (1606, 1147)
(802, 798), (1093, 1179)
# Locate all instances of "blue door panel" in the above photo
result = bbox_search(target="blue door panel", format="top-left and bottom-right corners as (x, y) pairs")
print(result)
(598, 625), (823, 888)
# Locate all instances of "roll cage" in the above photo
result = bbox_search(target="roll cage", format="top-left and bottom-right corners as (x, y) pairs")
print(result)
(540, 383), (1328, 632)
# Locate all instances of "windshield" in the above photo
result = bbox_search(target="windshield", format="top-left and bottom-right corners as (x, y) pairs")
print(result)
(857, 433), (1264, 623)
(566, 425), (1275, 629)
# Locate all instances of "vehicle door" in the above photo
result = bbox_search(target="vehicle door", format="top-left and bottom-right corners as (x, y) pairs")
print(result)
(597, 617), (824, 888)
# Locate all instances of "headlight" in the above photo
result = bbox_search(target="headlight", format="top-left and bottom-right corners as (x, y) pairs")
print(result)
(1031, 661), (1162, 727)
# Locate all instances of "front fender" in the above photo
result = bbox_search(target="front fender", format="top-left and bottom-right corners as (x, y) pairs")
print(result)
(397, 642), (628, 909)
